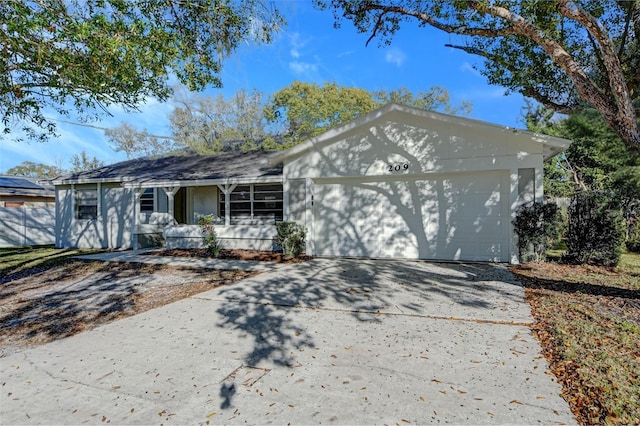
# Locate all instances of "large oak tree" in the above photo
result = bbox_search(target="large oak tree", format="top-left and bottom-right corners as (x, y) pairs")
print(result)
(0, 0), (283, 141)
(317, 0), (640, 152)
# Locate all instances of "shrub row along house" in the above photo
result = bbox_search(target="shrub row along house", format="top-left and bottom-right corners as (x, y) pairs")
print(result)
(53, 103), (570, 262)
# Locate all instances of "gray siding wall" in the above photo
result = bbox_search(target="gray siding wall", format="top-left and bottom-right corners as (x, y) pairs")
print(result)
(56, 184), (135, 249)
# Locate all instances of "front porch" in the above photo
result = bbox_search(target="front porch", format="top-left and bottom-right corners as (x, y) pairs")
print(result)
(130, 181), (284, 250)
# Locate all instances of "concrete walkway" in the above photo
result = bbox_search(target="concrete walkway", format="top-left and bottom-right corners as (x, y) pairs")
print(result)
(0, 258), (576, 425)
(75, 250), (281, 272)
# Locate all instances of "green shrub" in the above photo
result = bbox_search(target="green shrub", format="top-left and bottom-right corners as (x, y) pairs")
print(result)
(512, 201), (562, 262)
(627, 239), (640, 253)
(626, 216), (640, 253)
(275, 221), (306, 258)
(198, 215), (223, 257)
(563, 191), (625, 266)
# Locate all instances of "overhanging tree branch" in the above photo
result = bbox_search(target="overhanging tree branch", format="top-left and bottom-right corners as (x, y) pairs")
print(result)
(321, 0), (639, 151)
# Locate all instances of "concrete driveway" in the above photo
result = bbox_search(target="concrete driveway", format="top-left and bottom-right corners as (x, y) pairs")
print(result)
(1, 259), (575, 424)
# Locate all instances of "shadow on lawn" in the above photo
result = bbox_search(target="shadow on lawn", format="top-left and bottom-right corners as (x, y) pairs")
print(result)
(0, 248), (79, 281)
(214, 258), (522, 408)
(0, 262), (167, 345)
(512, 270), (640, 300)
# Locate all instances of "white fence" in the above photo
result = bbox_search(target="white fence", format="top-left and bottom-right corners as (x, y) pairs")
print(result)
(0, 207), (55, 247)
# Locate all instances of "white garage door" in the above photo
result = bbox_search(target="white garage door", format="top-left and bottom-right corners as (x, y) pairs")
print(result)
(313, 171), (510, 262)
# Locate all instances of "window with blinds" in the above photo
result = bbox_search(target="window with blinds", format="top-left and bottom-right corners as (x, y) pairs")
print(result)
(140, 188), (154, 212)
(219, 183), (283, 224)
(75, 187), (98, 220)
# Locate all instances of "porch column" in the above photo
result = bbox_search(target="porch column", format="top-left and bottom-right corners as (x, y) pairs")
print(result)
(216, 184), (237, 226)
(162, 187), (179, 221)
(132, 188), (142, 250)
(70, 184), (75, 220)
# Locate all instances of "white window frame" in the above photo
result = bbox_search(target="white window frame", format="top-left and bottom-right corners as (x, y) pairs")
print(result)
(140, 188), (155, 212)
(219, 183), (283, 224)
(75, 187), (98, 220)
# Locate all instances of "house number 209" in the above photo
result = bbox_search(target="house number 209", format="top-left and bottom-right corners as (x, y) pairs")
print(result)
(388, 163), (409, 172)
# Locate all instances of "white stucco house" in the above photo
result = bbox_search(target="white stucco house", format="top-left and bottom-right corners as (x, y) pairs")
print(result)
(53, 103), (570, 262)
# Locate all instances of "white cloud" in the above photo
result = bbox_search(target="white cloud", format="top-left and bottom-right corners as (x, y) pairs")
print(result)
(288, 32), (308, 60)
(289, 61), (318, 75)
(385, 48), (407, 67)
(460, 62), (481, 77)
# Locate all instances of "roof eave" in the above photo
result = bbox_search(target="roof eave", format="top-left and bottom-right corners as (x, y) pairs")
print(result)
(122, 175), (283, 188)
(53, 177), (129, 186)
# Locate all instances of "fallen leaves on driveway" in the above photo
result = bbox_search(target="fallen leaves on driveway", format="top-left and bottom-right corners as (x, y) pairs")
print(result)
(0, 260), (256, 357)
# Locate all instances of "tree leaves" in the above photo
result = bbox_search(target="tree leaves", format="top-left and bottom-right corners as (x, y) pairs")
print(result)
(107, 83), (473, 158)
(1, 0), (284, 142)
(6, 161), (63, 178)
(265, 81), (473, 148)
(318, 0), (640, 151)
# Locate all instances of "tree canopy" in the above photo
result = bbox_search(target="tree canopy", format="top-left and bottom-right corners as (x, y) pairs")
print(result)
(108, 82), (472, 156)
(70, 151), (105, 173)
(264, 81), (378, 148)
(5, 149), (104, 177)
(105, 122), (177, 160)
(107, 88), (269, 158)
(372, 86), (472, 116)
(5, 161), (62, 179)
(526, 105), (640, 213)
(317, 0), (640, 152)
(170, 89), (268, 154)
(1, 0), (283, 141)
(265, 81), (472, 148)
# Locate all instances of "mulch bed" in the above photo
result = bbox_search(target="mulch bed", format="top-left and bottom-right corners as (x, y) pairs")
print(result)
(153, 248), (311, 263)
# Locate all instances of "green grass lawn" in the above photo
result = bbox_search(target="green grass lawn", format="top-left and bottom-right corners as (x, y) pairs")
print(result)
(618, 251), (640, 273)
(0, 245), (100, 277)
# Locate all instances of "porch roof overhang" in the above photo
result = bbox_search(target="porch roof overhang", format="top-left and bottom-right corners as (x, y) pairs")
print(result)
(122, 175), (283, 189)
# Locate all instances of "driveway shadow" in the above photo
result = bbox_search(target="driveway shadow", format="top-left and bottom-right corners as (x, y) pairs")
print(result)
(214, 258), (525, 407)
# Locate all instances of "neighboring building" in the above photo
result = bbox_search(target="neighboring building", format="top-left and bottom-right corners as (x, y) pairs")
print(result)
(0, 175), (55, 208)
(53, 103), (571, 262)
(0, 176), (56, 247)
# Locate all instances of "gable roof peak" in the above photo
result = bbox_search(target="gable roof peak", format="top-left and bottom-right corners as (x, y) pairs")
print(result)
(269, 102), (571, 165)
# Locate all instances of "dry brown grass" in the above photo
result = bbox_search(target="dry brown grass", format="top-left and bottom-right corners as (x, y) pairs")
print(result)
(0, 258), (255, 356)
(511, 261), (640, 424)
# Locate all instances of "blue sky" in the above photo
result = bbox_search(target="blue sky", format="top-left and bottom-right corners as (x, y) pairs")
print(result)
(0, 1), (528, 174)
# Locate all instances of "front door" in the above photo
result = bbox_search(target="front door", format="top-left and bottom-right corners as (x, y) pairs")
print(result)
(174, 188), (187, 224)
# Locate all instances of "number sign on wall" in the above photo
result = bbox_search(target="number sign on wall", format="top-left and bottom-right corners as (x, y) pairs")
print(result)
(388, 163), (409, 173)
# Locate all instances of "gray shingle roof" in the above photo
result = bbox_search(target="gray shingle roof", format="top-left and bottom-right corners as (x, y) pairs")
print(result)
(57, 151), (283, 185)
